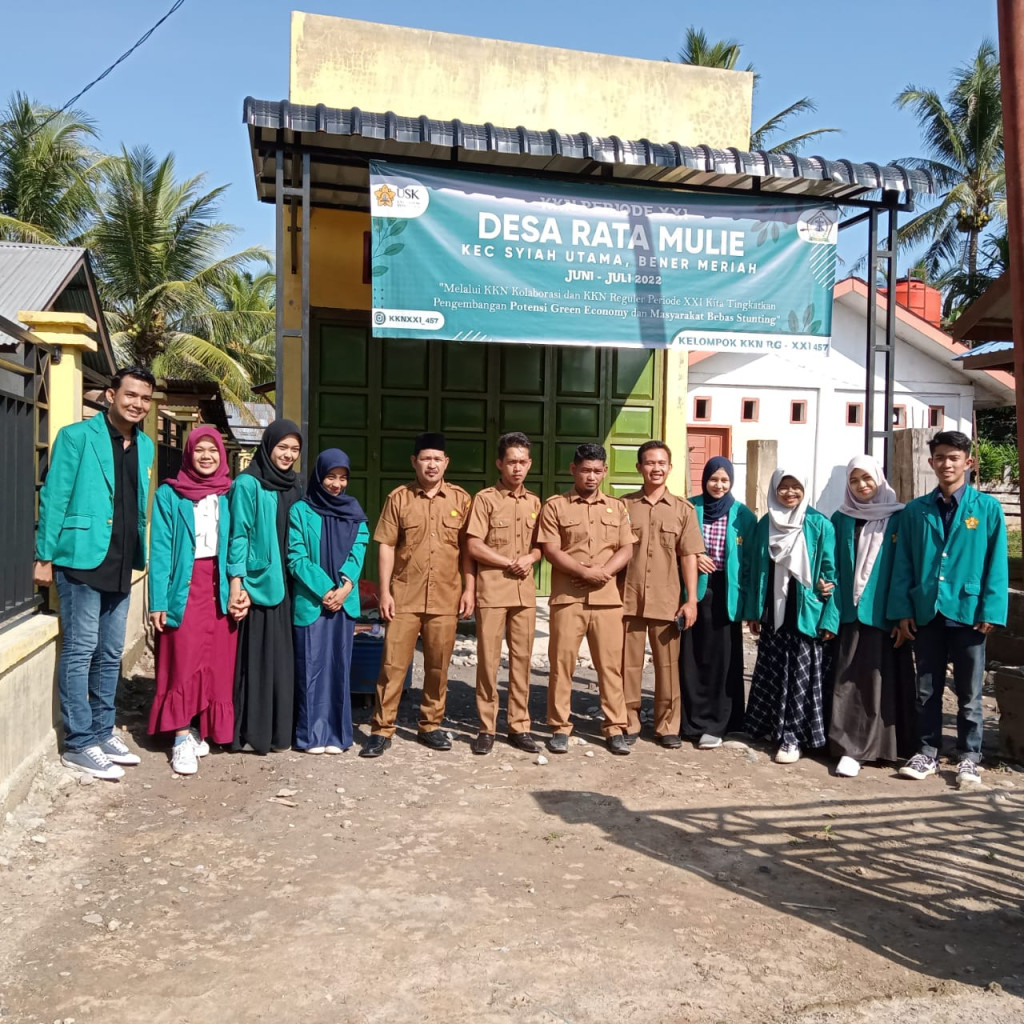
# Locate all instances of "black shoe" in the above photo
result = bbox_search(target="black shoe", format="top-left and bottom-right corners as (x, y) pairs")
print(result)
(471, 732), (495, 755)
(625, 732), (640, 746)
(508, 732), (541, 753)
(359, 735), (392, 758)
(418, 729), (452, 751)
(656, 734), (682, 749)
(607, 734), (632, 756)
(547, 733), (570, 754)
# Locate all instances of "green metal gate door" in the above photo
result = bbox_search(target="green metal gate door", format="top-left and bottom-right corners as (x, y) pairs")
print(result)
(311, 316), (662, 589)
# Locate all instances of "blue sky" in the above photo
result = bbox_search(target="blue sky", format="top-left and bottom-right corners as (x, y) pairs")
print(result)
(3, 0), (1001, 263)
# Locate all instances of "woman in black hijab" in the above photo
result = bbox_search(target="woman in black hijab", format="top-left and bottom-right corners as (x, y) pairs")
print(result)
(227, 420), (303, 753)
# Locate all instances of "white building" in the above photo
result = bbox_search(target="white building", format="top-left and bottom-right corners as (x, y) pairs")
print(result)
(685, 277), (1015, 514)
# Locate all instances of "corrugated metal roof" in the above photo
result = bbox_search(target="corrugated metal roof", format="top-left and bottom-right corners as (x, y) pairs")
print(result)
(0, 241), (116, 380)
(223, 400), (274, 446)
(0, 241), (86, 327)
(951, 339), (1013, 360)
(244, 97), (935, 206)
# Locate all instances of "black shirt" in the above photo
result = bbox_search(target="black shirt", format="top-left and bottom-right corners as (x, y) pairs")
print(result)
(60, 414), (140, 594)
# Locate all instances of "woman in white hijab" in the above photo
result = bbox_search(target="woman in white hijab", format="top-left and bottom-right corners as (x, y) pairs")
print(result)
(744, 468), (839, 764)
(827, 456), (915, 776)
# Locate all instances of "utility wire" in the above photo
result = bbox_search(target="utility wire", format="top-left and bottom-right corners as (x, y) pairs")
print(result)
(12, 0), (187, 147)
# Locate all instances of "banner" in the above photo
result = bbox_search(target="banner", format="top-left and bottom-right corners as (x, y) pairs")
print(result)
(369, 162), (838, 352)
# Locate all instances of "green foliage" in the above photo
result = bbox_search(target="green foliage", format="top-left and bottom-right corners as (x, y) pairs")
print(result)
(671, 26), (839, 153)
(976, 406), (1017, 445)
(975, 438), (1018, 483)
(894, 41), (1005, 285)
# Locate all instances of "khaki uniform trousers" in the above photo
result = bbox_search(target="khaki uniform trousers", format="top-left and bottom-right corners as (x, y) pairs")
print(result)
(475, 604), (536, 735)
(622, 616), (682, 737)
(548, 603), (628, 738)
(371, 611), (458, 737)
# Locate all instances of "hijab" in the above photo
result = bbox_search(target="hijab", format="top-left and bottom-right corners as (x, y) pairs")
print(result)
(838, 455), (904, 606)
(766, 468), (813, 629)
(701, 456), (736, 523)
(243, 419), (303, 543)
(166, 426), (231, 500)
(304, 449), (368, 591)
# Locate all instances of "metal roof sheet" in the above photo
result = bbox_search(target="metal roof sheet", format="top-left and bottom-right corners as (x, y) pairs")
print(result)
(951, 339), (1014, 360)
(244, 97), (935, 207)
(0, 242), (86, 327)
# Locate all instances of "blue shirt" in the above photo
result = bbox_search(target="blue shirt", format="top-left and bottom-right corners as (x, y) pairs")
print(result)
(933, 481), (967, 539)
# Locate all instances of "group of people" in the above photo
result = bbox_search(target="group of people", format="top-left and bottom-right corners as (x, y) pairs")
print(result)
(34, 367), (1008, 789)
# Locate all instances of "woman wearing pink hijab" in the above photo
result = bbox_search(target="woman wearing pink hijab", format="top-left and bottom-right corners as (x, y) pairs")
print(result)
(828, 455), (915, 777)
(148, 427), (247, 775)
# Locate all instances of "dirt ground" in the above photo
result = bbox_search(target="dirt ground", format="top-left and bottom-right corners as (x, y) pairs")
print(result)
(1, 639), (1023, 1024)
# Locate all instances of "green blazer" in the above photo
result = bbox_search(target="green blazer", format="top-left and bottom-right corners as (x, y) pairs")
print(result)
(226, 473), (287, 607)
(831, 510), (903, 631)
(287, 502), (368, 626)
(887, 486), (1008, 627)
(148, 486), (231, 627)
(35, 413), (155, 570)
(686, 497), (757, 621)
(744, 507), (839, 639)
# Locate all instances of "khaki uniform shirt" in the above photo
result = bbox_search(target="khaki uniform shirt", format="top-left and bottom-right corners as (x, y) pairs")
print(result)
(465, 483), (541, 608)
(373, 480), (471, 615)
(621, 489), (705, 621)
(537, 490), (634, 607)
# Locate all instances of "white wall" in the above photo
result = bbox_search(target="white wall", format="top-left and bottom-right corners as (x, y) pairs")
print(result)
(688, 300), (977, 515)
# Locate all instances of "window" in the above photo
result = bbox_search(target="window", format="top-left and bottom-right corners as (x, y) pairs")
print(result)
(740, 397), (759, 422)
(893, 405), (907, 428)
(693, 396), (711, 421)
(846, 403), (863, 426)
(928, 404), (944, 428)
(791, 400), (807, 424)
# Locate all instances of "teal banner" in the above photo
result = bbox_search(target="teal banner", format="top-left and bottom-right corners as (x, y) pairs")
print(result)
(369, 162), (838, 352)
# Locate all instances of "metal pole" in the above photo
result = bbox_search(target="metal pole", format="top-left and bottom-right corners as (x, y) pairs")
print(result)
(301, 151), (311, 448)
(865, 209), (879, 456)
(274, 148), (285, 417)
(997, 0), (1024, 500)
(883, 197), (899, 472)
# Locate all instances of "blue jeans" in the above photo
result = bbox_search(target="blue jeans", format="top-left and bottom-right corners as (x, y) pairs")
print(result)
(913, 617), (986, 763)
(55, 571), (132, 751)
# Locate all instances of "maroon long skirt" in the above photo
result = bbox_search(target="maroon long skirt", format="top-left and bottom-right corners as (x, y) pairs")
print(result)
(148, 557), (237, 744)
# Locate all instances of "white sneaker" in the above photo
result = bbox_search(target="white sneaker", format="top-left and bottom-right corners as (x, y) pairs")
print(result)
(698, 734), (723, 750)
(774, 743), (801, 764)
(324, 745), (343, 755)
(305, 746), (326, 755)
(171, 739), (198, 775)
(956, 759), (982, 788)
(99, 733), (141, 766)
(61, 746), (125, 781)
(836, 756), (861, 777)
(188, 729), (210, 757)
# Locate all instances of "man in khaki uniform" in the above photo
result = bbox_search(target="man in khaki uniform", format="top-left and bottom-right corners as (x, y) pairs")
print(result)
(360, 432), (474, 758)
(621, 440), (704, 749)
(537, 442), (634, 756)
(465, 432), (543, 755)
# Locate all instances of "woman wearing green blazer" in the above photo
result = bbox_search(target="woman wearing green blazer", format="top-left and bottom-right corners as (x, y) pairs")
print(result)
(288, 449), (369, 753)
(828, 456), (914, 777)
(680, 457), (757, 749)
(228, 420), (303, 755)
(148, 427), (240, 775)
(744, 468), (838, 765)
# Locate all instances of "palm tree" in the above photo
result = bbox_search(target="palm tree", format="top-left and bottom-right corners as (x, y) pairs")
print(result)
(0, 92), (104, 243)
(894, 40), (1004, 281)
(88, 146), (272, 404)
(672, 28), (839, 153)
(204, 268), (276, 387)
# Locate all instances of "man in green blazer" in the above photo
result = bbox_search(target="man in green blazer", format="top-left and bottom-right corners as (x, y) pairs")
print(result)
(889, 430), (1008, 788)
(34, 366), (156, 781)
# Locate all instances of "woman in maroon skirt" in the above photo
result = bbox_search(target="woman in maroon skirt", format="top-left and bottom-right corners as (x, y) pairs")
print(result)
(148, 427), (247, 774)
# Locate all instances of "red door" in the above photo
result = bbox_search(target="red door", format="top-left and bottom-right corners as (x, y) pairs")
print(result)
(687, 427), (731, 497)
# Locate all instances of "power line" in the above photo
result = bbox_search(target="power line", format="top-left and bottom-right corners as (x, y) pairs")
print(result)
(14, 0), (188, 146)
